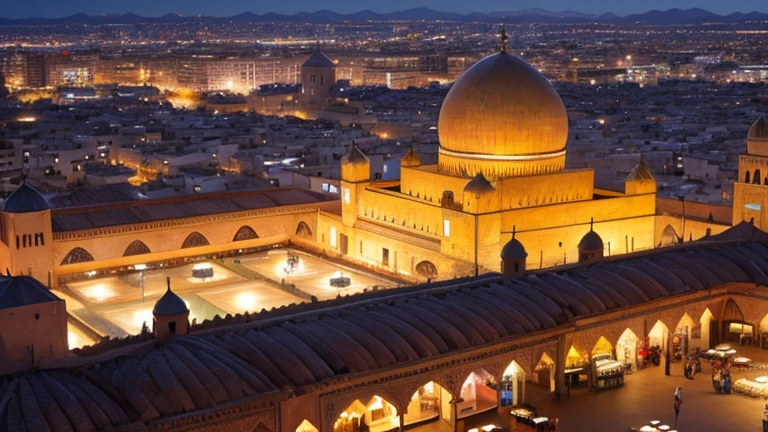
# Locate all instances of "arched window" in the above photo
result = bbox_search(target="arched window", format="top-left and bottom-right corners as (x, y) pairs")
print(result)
(181, 232), (210, 249)
(755, 169), (762, 184)
(233, 225), (258, 242)
(296, 221), (313, 238)
(745, 171), (751, 183)
(61, 247), (95, 265)
(415, 261), (438, 278)
(123, 240), (151, 256)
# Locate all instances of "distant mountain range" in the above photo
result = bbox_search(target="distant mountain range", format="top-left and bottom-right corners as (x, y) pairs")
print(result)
(1, 7), (767, 26)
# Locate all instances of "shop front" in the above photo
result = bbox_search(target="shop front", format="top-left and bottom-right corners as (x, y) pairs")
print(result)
(457, 369), (498, 419)
(333, 396), (399, 432)
(404, 381), (452, 427)
(616, 328), (639, 373)
(500, 361), (526, 407)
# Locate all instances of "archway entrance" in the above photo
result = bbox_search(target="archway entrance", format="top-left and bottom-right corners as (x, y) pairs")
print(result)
(296, 420), (318, 432)
(458, 369), (497, 419)
(565, 345), (589, 390)
(333, 396), (398, 432)
(673, 313), (695, 361)
(648, 320), (669, 351)
(616, 328), (639, 371)
(404, 381), (451, 427)
(500, 361), (526, 407)
(722, 298), (752, 344)
(534, 354), (555, 392)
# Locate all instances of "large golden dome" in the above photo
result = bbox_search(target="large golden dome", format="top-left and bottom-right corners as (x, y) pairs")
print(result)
(438, 52), (568, 178)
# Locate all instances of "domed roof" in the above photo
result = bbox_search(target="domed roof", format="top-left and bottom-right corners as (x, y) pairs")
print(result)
(438, 52), (568, 159)
(463, 172), (494, 194)
(3, 183), (49, 213)
(153, 286), (188, 316)
(748, 116), (768, 141)
(579, 222), (604, 252)
(627, 155), (655, 182)
(501, 228), (528, 259)
(0, 275), (60, 310)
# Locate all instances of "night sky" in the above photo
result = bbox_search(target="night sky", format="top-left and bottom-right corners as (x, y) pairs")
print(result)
(3, 0), (767, 19)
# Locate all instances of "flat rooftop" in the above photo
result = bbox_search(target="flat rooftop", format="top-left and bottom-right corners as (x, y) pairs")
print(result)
(51, 187), (335, 232)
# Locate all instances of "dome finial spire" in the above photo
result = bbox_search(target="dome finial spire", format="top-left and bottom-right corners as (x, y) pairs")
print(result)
(590, 217), (594, 232)
(500, 22), (508, 53)
(512, 224), (516, 239)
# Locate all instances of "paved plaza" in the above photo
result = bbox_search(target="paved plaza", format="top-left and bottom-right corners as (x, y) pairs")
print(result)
(60, 248), (397, 345)
(436, 347), (768, 432)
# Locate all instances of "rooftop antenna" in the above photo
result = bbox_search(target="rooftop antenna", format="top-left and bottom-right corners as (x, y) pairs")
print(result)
(500, 22), (508, 53)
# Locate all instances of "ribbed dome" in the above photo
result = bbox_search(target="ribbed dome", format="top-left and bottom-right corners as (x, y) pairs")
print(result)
(153, 287), (188, 316)
(437, 52), (568, 179)
(3, 183), (49, 213)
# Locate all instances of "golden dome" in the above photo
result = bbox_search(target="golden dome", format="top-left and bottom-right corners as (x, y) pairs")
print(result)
(438, 52), (568, 178)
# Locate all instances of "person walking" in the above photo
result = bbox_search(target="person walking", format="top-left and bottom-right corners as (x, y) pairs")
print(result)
(674, 387), (683, 425)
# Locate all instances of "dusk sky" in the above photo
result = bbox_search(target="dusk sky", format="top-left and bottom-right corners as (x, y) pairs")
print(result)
(3, 0), (768, 19)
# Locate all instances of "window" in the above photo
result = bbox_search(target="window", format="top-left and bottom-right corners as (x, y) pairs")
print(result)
(382, 248), (390, 266)
(311, 74), (316, 83)
(320, 75), (324, 86)
(330, 227), (337, 248)
(329, 185), (339, 194)
(321, 183), (329, 192)
(443, 219), (450, 237)
(343, 187), (350, 204)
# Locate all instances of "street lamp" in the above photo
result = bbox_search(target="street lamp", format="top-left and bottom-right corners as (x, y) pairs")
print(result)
(134, 264), (147, 302)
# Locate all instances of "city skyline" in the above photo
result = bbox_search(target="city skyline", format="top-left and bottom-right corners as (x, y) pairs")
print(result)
(3, 1), (768, 19)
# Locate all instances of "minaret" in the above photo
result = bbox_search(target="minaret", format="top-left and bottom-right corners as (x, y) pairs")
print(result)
(340, 144), (370, 227)
(500, 226), (527, 277)
(578, 218), (604, 263)
(734, 116), (768, 228)
(152, 277), (190, 338)
(300, 48), (335, 107)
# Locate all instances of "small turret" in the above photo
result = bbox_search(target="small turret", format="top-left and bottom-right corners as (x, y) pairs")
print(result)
(578, 218), (604, 263)
(501, 226), (527, 277)
(401, 146), (421, 168)
(625, 154), (656, 195)
(152, 277), (189, 338)
(340, 145), (370, 183)
(462, 172), (498, 213)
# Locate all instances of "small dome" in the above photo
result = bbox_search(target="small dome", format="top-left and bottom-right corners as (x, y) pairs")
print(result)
(3, 183), (49, 213)
(748, 116), (768, 141)
(153, 287), (188, 316)
(501, 237), (528, 259)
(579, 230), (604, 252)
(463, 172), (494, 194)
(627, 155), (655, 182)
(341, 145), (369, 164)
(401, 147), (421, 167)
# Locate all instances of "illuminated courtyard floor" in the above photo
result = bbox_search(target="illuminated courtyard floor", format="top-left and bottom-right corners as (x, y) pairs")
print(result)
(60, 248), (397, 345)
(413, 346), (768, 432)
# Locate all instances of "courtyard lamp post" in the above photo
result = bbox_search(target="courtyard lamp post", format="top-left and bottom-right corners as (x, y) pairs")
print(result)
(135, 264), (147, 302)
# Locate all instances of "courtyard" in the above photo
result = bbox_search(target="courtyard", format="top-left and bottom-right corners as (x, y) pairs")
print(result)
(58, 248), (398, 346)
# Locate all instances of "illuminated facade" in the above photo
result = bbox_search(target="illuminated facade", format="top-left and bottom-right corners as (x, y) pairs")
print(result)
(733, 116), (768, 230)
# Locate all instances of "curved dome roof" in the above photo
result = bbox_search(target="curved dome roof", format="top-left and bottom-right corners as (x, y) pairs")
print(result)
(579, 230), (604, 252)
(2, 183), (49, 213)
(153, 287), (189, 316)
(0, 275), (60, 310)
(501, 238), (528, 259)
(438, 52), (568, 159)
(463, 172), (494, 195)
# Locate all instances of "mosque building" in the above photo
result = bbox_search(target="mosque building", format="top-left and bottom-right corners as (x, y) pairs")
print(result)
(1, 46), (768, 432)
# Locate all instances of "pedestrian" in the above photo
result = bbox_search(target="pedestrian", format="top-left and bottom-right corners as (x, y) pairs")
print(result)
(674, 387), (683, 424)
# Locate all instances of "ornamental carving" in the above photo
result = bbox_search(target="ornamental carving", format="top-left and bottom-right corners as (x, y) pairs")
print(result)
(123, 240), (151, 256)
(233, 225), (258, 242)
(182, 232), (210, 249)
(60, 247), (95, 265)
(296, 221), (313, 238)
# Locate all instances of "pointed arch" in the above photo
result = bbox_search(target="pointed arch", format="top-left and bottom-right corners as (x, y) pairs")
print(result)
(61, 247), (95, 265)
(404, 381), (449, 426)
(181, 232), (209, 249)
(295, 420), (319, 432)
(252, 424), (273, 432)
(458, 368), (498, 418)
(123, 240), (151, 257)
(745, 170), (751, 183)
(296, 221), (313, 238)
(661, 224), (678, 246)
(755, 169), (762, 184)
(233, 225), (258, 242)
(333, 395), (398, 432)
(722, 298), (744, 322)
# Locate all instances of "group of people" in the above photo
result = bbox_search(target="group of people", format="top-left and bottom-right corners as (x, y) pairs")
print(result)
(710, 358), (733, 394)
(684, 348), (702, 379)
